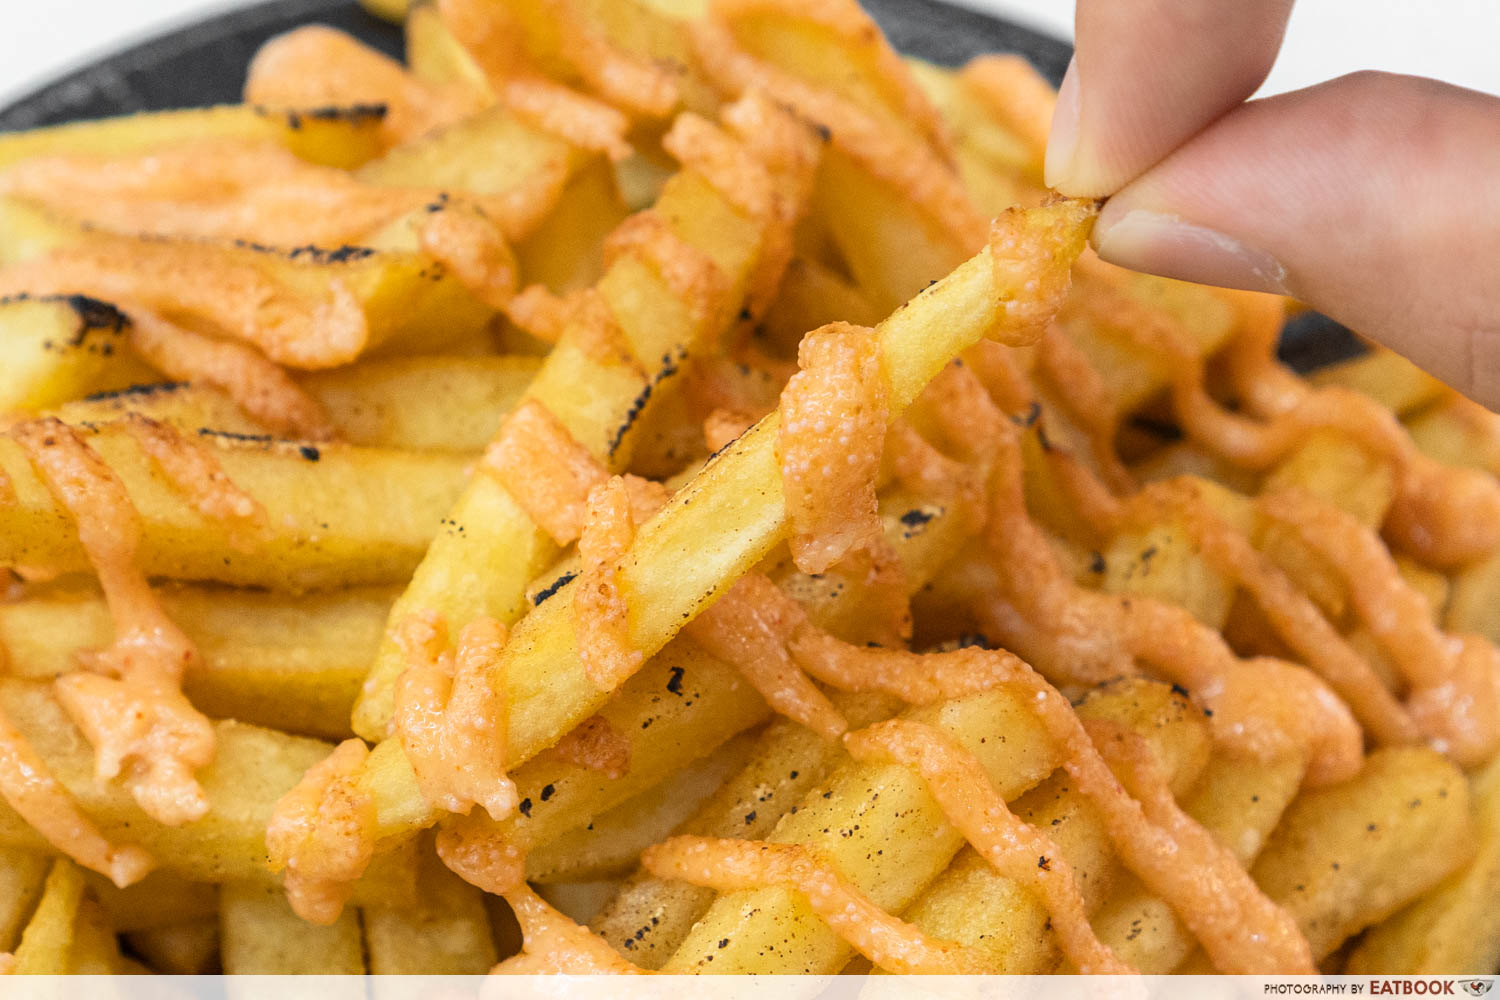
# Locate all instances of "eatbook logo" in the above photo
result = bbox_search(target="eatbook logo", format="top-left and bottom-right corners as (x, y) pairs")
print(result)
(1461, 981), (1494, 997)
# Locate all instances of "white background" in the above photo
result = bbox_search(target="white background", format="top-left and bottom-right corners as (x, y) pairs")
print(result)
(1, 0), (1498, 111)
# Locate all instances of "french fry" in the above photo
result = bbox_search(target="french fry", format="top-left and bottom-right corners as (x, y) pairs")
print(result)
(362, 202), (1092, 804)
(405, 2), (494, 93)
(659, 688), (1058, 973)
(1405, 397), (1500, 478)
(897, 678), (1212, 974)
(49, 383), (265, 437)
(1249, 746), (1475, 962)
(1309, 346), (1449, 418)
(86, 867), (218, 933)
(352, 103), (823, 738)
(0, 847), (48, 952)
(1448, 549), (1500, 643)
(361, 0), (414, 24)
(357, 104), (601, 244)
(526, 729), (759, 882)
(0, 583), (394, 739)
(0, 422), (470, 591)
(0, 104), (387, 172)
(299, 355), (540, 451)
(1085, 752), (1310, 973)
(0, 680), (416, 903)
(0, 213), (497, 369)
(514, 159), (629, 294)
(219, 881), (364, 974)
(1345, 754), (1500, 974)
(363, 845), (498, 973)
(12, 858), (124, 974)
(124, 921), (219, 974)
(0, 294), (131, 413)
(591, 691), (898, 966)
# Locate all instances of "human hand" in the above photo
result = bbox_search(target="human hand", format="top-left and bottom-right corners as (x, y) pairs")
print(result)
(1047, 0), (1500, 408)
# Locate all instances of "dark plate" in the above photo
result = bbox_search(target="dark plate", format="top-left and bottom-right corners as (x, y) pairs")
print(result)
(0, 0), (1354, 367)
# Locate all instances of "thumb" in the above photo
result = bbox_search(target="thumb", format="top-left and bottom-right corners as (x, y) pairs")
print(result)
(1093, 71), (1500, 409)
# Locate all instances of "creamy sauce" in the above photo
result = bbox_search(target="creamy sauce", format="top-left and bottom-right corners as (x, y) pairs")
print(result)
(482, 398), (609, 545)
(662, 113), (774, 221)
(416, 201), (519, 311)
(0, 238), (369, 370)
(122, 413), (264, 547)
(845, 718), (1130, 973)
(0, 700), (154, 887)
(126, 307), (336, 441)
(603, 211), (728, 332)
(435, 812), (527, 896)
(643, 836), (983, 974)
(1259, 489), (1500, 766)
(686, 573), (848, 740)
(548, 713), (631, 779)
(575, 477), (646, 690)
(499, 77), (632, 162)
(392, 612), (517, 821)
(493, 883), (644, 974)
(11, 418), (215, 827)
(265, 737), (376, 926)
(778, 322), (888, 574)
(246, 25), (483, 147)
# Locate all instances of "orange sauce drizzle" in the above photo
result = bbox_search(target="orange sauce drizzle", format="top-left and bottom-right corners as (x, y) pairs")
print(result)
(0, 238), (368, 370)
(0, 701), (154, 887)
(392, 612), (517, 821)
(545, 0), (679, 120)
(0, 142), (435, 246)
(493, 883), (644, 975)
(497, 76), (633, 162)
(125, 307), (336, 441)
(642, 836), (983, 974)
(121, 413), (265, 543)
(435, 812), (527, 897)
(777, 321), (889, 574)
(1085, 478), (1418, 750)
(844, 718), (1131, 973)
(415, 200), (519, 311)
(10, 418), (216, 827)
(548, 713), (631, 779)
(503, 284), (578, 344)
(575, 477), (647, 690)
(265, 737), (376, 925)
(481, 399), (609, 545)
(685, 573), (848, 740)
(246, 25), (483, 147)
(1258, 489), (1500, 766)
(603, 211), (729, 331)
(662, 113), (774, 222)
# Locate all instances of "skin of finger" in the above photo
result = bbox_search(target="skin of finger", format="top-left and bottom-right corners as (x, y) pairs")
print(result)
(1096, 71), (1500, 408)
(1052, 0), (1295, 197)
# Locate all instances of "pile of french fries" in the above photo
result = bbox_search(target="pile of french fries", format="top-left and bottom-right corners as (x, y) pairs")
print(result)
(0, 0), (1496, 977)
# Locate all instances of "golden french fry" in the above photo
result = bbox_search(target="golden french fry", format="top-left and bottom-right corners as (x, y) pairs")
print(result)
(659, 688), (1058, 973)
(219, 882), (364, 974)
(0, 104), (387, 172)
(1309, 347), (1449, 417)
(0, 847), (48, 952)
(1250, 746), (1475, 962)
(124, 920), (219, 974)
(0, 294), (130, 413)
(526, 729), (759, 883)
(12, 858), (125, 974)
(898, 679), (1210, 974)
(0, 679), (415, 903)
(1345, 754), (1500, 974)
(0, 584), (393, 739)
(363, 845), (497, 973)
(0, 422), (469, 591)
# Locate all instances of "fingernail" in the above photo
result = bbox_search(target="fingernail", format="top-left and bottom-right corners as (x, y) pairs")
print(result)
(1093, 209), (1292, 295)
(1043, 58), (1080, 190)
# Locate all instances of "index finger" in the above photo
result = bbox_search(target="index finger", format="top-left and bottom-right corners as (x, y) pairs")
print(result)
(1047, 0), (1296, 197)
